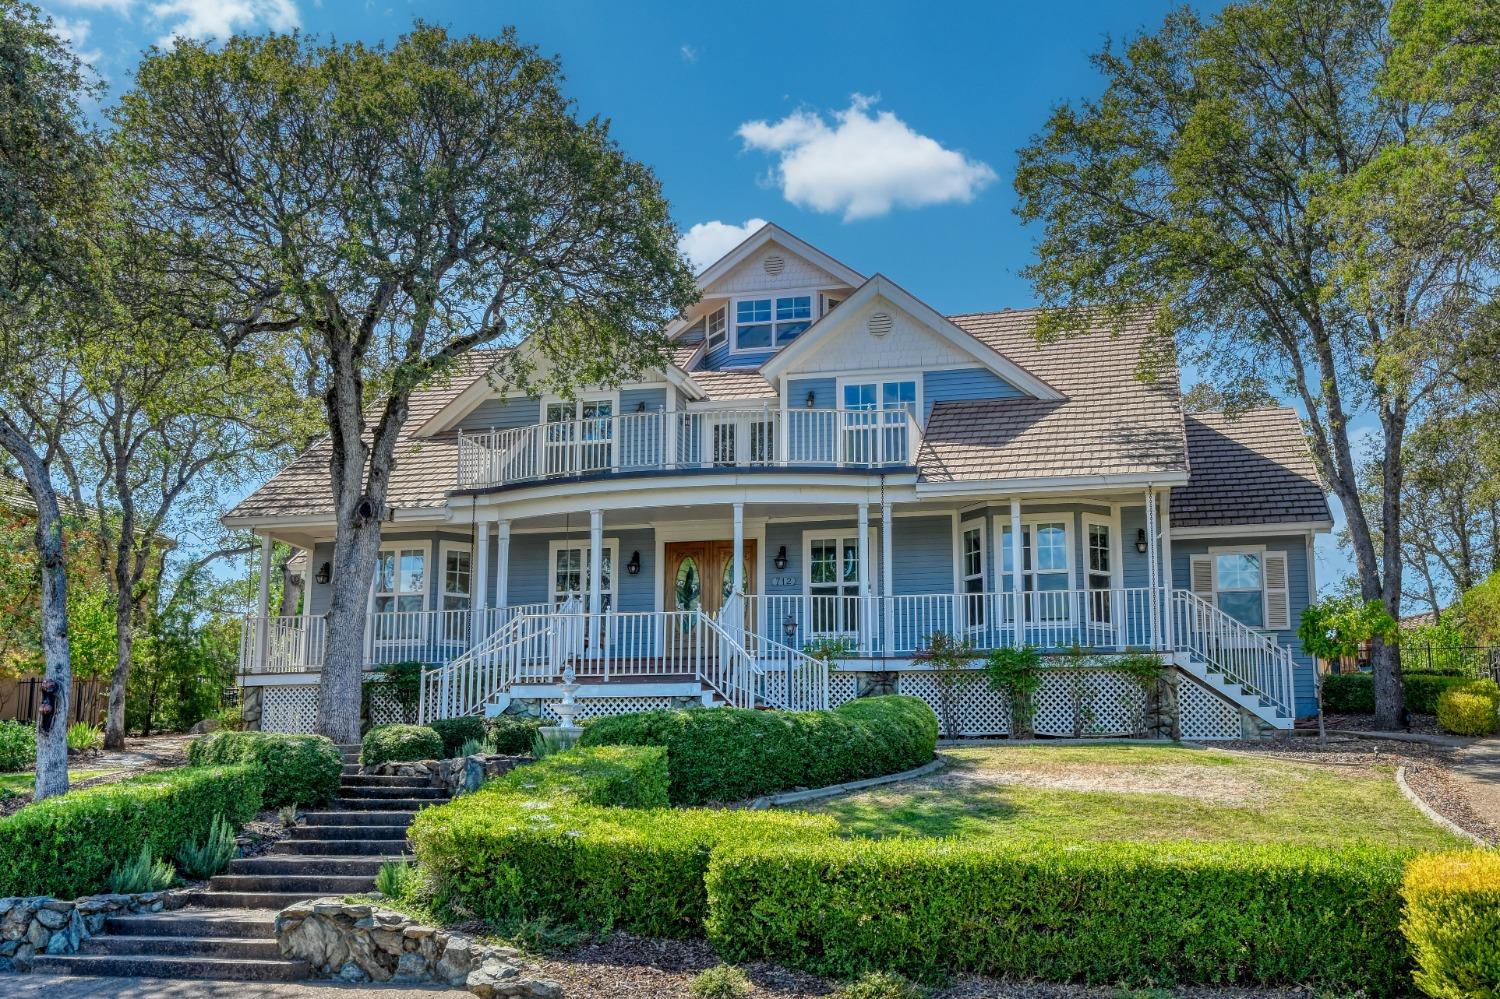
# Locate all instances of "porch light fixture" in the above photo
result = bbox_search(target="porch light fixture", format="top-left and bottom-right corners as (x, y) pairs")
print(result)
(315, 562), (332, 585)
(783, 614), (797, 640)
(1135, 529), (1148, 554)
(774, 545), (787, 571)
(805, 391), (816, 409)
(626, 551), (641, 575)
(636, 400), (647, 412)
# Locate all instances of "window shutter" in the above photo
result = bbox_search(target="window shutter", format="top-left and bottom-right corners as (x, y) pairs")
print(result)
(1189, 555), (1215, 600)
(1263, 551), (1291, 630)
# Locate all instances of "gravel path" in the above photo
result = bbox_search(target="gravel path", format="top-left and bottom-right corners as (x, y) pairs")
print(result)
(1448, 737), (1500, 843)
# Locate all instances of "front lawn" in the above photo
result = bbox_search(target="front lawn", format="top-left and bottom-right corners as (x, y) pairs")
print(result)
(793, 743), (1466, 850)
(0, 769), (117, 797)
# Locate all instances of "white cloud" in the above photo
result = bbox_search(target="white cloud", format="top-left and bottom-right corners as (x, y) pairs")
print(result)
(680, 43), (698, 64)
(47, 13), (102, 64)
(149, 0), (299, 44)
(678, 218), (767, 273)
(50, 0), (135, 13)
(737, 94), (997, 222)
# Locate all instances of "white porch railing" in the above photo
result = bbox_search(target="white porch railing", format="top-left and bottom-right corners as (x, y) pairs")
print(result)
(1170, 589), (1296, 718)
(455, 406), (922, 489)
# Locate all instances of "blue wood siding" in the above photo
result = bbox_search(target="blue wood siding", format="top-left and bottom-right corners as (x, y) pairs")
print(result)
(922, 367), (1022, 421)
(785, 377), (836, 410)
(702, 341), (775, 370)
(454, 396), (540, 434)
(490, 528), (656, 613)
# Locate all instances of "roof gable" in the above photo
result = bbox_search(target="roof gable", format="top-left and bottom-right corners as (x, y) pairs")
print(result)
(759, 275), (1062, 401)
(692, 223), (864, 291)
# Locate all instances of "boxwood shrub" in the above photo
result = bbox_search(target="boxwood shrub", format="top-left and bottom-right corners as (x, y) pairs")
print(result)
(409, 745), (832, 936)
(1436, 686), (1500, 736)
(1402, 849), (1500, 998)
(428, 716), (486, 758)
(576, 695), (937, 804)
(486, 716), (545, 755)
(187, 730), (342, 808)
(705, 836), (1413, 992)
(1321, 672), (1374, 714)
(362, 723), (444, 766)
(0, 764), (263, 898)
(0, 719), (36, 772)
(1403, 673), (1493, 715)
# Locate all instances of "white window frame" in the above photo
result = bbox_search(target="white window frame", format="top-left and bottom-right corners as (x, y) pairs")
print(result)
(539, 391), (620, 476)
(959, 517), (987, 631)
(437, 541), (472, 643)
(547, 538), (620, 612)
(801, 529), (871, 638)
(820, 293), (843, 315)
(993, 514), (1076, 624)
(372, 542), (431, 646)
(730, 289), (817, 354)
(1201, 544), (1285, 632)
(706, 305), (728, 350)
(834, 373), (922, 465)
(1081, 512), (1122, 629)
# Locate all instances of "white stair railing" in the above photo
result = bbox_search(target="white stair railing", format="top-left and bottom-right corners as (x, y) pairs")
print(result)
(697, 605), (756, 709)
(1170, 589), (1296, 718)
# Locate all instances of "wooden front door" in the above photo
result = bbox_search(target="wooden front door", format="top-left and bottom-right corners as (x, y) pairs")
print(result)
(663, 540), (757, 616)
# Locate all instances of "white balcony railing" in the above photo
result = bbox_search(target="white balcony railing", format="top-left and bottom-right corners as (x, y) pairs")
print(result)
(455, 407), (922, 489)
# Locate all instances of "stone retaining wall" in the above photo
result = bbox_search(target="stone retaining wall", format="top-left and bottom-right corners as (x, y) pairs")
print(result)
(0, 891), (184, 971)
(276, 896), (559, 997)
(364, 753), (527, 795)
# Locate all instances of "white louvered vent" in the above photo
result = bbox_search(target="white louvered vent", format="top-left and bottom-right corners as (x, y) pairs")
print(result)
(868, 311), (894, 337)
(763, 254), (785, 276)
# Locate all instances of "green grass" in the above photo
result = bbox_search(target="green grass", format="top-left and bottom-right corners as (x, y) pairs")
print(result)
(0, 769), (117, 797)
(792, 744), (1466, 850)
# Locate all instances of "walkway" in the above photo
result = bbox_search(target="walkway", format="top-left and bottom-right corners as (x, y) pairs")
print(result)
(0, 973), (449, 997)
(1449, 737), (1500, 843)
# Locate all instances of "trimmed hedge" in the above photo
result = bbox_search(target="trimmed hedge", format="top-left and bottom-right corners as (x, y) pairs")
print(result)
(188, 730), (342, 808)
(408, 745), (832, 937)
(486, 716), (544, 755)
(428, 716), (486, 758)
(1404, 673), (1493, 715)
(577, 695), (937, 804)
(705, 837), (1413, 992)
(362, 723), (444, 765)
(1402, 849), (1500, 998)
(1321, 672), (1374, 714)
(0, 764), (263, 898)
(0, 719), (36, 772)
(1436, 683), (1500, 737)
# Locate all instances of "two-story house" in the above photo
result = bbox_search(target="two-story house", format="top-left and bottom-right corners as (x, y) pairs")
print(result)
(226, 224), (1331, 739)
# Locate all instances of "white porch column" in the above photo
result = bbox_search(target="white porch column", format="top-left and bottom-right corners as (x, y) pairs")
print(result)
(1009, 498), (1024, 648)
(1157, 489), (1174, 647)
(588, 510), (604, 616)
(255, 534), (272, 672)
(494, 520), (512, 610)
(472, 518), (491, 642)
(731, 502), (745, 595)
(856, 502), (871, 651)
(1144, 488), (1160, 649)
(881, 501), (894, 654)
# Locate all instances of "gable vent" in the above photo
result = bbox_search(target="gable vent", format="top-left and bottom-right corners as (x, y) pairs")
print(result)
(867, 311), (894, 337)
(763, 254), (785, 276)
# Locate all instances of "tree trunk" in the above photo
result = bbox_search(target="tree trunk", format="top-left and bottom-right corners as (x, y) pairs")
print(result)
(278, 548), (304, 617)
(317, 516), (382, 744)
(105, 589), (132, 749)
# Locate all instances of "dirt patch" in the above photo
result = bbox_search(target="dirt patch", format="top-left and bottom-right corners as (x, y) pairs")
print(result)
(931, 757), (1269, 805)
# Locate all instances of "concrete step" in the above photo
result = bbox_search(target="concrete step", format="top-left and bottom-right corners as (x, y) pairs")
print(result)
(230, 855), (392, 876)
(281, 822), (411, 841)
(338, 784), (445, 799)
(340, 774), (435, 788)
(335, 796), (441, 811)
(31, 954), (311, 981)
(104, 909), (276, 939)
(300, 809), (418, 825)
(78, 934), (284, 959)
(207, 874), (375, 894)
(190, 891), (330, 909)
(270, 837), (409, 856)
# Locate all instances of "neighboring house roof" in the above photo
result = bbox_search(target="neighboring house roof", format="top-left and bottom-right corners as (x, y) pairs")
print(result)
(1171, 408), (1332, 528)
(917, 310), (1187, 486)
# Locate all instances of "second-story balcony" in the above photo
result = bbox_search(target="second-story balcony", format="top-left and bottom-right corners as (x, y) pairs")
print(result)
(455, 407), (922, 489)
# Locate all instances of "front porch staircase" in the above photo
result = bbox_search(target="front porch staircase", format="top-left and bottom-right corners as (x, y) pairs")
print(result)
(33, 743), (448, 981)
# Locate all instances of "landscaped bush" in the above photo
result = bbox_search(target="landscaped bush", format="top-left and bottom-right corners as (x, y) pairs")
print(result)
(1402, 849), (1500, 998)
(1321, 672), (1375, 714)
(0, 719), (37, 772)
(408, 745), (832, 937)
(1436, 686), (1500, 737)
(187, 730), (342, 808)
(705, 836), (1413, 992)
(428, 716), (486, 758)
(577, 695), (937, 804)
(362, 723), (444, 766)
(1403, 673), (1490, 714)
(0, 764), (263, 898)
(486, 715), (545, 755)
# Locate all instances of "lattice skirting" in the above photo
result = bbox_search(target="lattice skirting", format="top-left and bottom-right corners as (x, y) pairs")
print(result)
(829, 671), (859, 708)
(261, 684), (320, 734)
(897, 669), (1152, 738)
(1179, 680), (1243, 740)
(367, 688), (408, 727)
(506, 695), (695, 722)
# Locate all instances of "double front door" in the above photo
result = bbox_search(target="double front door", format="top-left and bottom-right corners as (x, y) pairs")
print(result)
(663, 540), (757, 616)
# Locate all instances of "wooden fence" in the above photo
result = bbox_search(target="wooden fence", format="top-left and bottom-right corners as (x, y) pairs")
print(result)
(0, 676), (106, 726)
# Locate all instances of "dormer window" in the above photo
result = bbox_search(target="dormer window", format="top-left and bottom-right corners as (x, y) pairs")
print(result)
(706, 306), (727, 351)
(734, 295), (812, 351)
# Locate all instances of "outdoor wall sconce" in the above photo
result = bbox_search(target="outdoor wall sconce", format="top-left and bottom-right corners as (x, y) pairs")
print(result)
(805, 391), (816, 408)
(315, 562), (332, 585)
(774, 545), (788, 571)
(783, 614), (798, 640)
(1135, 529), (1148, 554)
(636, 400), (647, 412)
(626, 551), (641, 575)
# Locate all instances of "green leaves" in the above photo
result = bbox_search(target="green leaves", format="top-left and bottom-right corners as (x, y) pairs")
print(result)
(1298, 593), (1399, 661)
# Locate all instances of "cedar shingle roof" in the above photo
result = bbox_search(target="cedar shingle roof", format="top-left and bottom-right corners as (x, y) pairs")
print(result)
(687, 368), (775, 401)
(917, 310), (1187, 483)
(1172, 409), (1331, 527)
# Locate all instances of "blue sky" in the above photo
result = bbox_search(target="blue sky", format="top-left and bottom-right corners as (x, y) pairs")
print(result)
(44, 0), (1360, 590)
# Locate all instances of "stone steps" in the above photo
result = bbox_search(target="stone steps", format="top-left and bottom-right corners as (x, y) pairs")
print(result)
(340, 773), (434, 788)
(78, 933), (285, 959)
(31, 952), (312, 981)
(270, 836), (410, 856)
(282, 821), (413, 840)
(334, 796), (440, 811)
(338, 784), (444, 799)
(207, 874), (377, 894)
(230, 855), (392, 876)
(104, 909), (275, 938)
(299, 809), (418, 825)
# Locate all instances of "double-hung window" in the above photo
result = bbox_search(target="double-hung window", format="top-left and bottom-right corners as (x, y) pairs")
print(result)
(734, 295), (812, 350)
(961, 522), (986, 629)
(706, 307), (727, 351)
(439, 544), (471, 642)
(1189, 548), (1291, 631)
(550, 541), (616, 613)
(1085, 520), (1113, 624)
(374, 546), (426, 642)
(807, 534), (862, 636)
(1000, 521), (1072, 622)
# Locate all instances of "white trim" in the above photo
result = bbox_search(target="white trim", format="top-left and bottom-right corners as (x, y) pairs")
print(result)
(689, 222), (866, 290)
(437, 540), (473, 612)
(1081, 511), (1122, 590)
(1170, 521), (1335, 538)
(801, 526), (876, 638)
(729, 289), (821, 355)
(832, 372), (923, 427)
(914, 472), (1192, 497)
(374, 541), (433, 614)
(1202, 544), (1280, 633)
(546, 536), (620, 608)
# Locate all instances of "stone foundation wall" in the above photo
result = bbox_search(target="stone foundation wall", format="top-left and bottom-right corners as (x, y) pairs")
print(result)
(276, 897), (559, 997)
(363, 753), (528, 795)
(0, 891), (184, 971)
